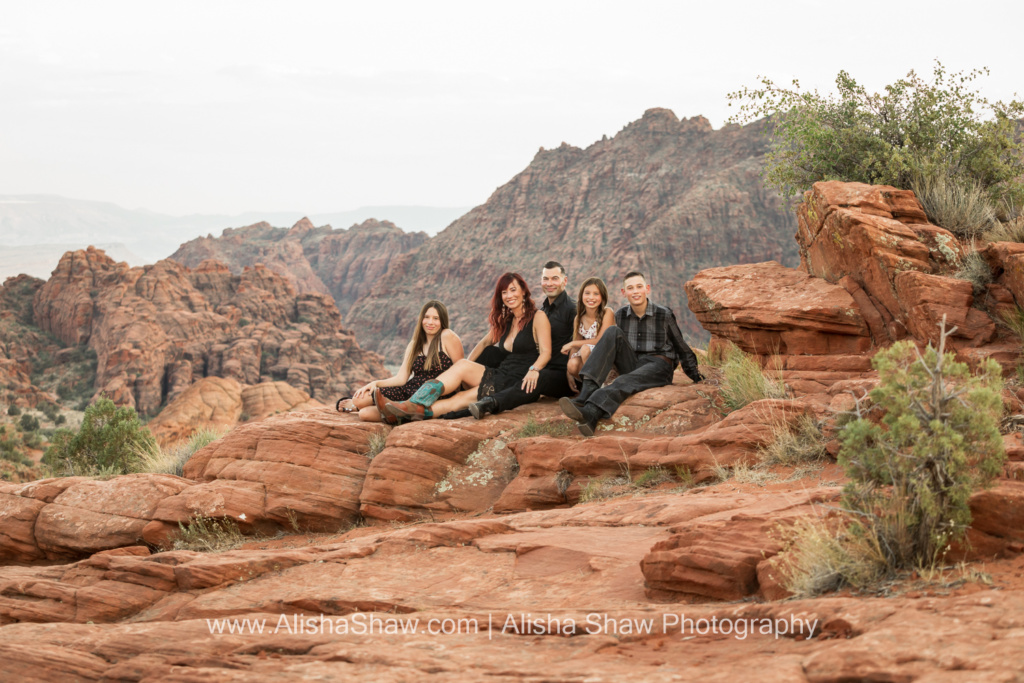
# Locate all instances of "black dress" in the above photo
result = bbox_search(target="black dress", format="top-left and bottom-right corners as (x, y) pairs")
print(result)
(378, 350), (456, 401)
(477, 317), (539, 398)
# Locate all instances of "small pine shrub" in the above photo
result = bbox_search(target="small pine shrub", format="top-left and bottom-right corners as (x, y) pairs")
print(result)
(719, 347), (786, 412)
(43, 398), (159, 476)
(838, 324), (1004, 571)
(7, 404), (21, 417)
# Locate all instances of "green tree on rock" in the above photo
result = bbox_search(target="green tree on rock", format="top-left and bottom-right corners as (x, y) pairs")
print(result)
(44, 398), (157, 476)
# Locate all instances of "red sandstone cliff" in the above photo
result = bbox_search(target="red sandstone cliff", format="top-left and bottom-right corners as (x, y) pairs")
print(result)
(31, 247), (386, 416)
(169, 218), (430, 314)
(346, 109), (796, 359)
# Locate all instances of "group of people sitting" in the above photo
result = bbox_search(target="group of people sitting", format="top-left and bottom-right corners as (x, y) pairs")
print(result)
(335, 261), (704, 436)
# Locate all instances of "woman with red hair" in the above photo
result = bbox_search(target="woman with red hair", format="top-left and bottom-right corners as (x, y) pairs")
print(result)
(382, 272), (552, 421)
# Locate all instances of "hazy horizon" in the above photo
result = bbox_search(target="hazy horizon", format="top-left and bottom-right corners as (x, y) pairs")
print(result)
(3, 1), (1021, 218)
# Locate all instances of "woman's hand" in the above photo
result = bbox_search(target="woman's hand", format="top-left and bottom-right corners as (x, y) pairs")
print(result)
(521, 369), (540, 394)
(353, 381), (377, 399)
(560, 342), (574, 355)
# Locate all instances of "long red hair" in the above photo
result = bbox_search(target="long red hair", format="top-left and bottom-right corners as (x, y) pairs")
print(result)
(488, 272), (536, 343)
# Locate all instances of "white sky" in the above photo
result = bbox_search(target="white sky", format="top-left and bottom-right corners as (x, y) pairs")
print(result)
(2, 0), (1021, 215)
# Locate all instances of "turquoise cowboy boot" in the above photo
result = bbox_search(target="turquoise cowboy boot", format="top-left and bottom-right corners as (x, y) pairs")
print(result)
(383, 380), (445, 421)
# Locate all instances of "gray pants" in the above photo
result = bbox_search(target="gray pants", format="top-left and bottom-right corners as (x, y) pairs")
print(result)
(579, 326), (675, 418)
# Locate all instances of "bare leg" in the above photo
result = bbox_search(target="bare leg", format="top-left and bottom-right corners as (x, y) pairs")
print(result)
(358, 406), (382, 422)
(339, 394), (374, 412)
(578, 345), (592, 364)
(432, 359), (487, 394)
(432, 387), (480, 415)
(567, 356), (582, 379)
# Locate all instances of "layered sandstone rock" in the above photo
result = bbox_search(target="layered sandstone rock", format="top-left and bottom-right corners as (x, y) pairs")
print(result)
(145, 377), (321, 446)
(31, 248), (386, 415)
(0, 275), (60, 408)
(170, 218), (429, 313)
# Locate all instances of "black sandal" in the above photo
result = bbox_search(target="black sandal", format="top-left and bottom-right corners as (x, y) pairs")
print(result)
(336, 397), (356, 413)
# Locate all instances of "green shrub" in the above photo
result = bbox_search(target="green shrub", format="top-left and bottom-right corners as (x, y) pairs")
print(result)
(719, 346), (786, 412)
(18, 414), (40, 432)
(7, 404), (20, 417)
(838, 325), (1004, 571)
(43, 398), (158, 476)
(727, 62), (1024, 205)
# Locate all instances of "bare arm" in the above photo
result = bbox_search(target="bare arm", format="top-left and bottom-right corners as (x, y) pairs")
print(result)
(523, 311), (552, 393)
(467, 330), (494, 362)
(441, 329), (465, 363)
(590, 308), (616, 345)
(352, 360), (411, 399)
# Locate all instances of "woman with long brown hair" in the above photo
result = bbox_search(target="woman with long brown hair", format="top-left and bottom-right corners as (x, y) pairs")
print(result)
(336, 300), (464, 422)
(562, 277), (615, 387)
(381, 272), (552, 420)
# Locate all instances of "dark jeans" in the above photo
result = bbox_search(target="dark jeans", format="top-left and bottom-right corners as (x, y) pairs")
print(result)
(491, 365), (575, 413)
(578, 326), (675, 418)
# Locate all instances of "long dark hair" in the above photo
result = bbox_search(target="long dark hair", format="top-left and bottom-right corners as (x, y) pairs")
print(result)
(574, 277), (609, 338)
(403, 300), (450, 374)
(488, 272), (536, 343)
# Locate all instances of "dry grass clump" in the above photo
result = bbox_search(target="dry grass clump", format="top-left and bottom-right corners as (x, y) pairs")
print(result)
(138, 428), (224, 477)
(366, 429), (388, 459)
(172, 513), (247, 553)
(775, 515), (888, 598)
(632, 465), (672, 488)
(515, 417), (576, 439)
(758, 414), (829, 466)
(952, 248), (993, 297)
(719, 346), (786, 412)
(910, 173), (998, 239)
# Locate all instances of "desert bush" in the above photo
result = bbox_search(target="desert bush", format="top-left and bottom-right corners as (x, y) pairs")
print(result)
(953, 248), (994, 297)
(728, 62), (1024, 205)
(173, 514), (246, 553)
(7, 404), (20, 417)
(43, 398), (159, 476)
(1000, 306), (1024, 342)
(910, 173), (998, 239)
(719, 346), (786, 412)
(838, 323), (1004, 571)
(18, 413), (40, 432)
(633, 466), (671, 489)
(758, 414), (829, 466)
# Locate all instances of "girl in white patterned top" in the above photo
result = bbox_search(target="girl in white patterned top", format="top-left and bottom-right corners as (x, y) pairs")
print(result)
(561, 277), (615, 389)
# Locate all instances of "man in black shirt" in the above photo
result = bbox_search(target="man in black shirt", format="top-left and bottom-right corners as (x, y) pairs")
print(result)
(469, 261), (577, 418)
(559, 270), (703, 436)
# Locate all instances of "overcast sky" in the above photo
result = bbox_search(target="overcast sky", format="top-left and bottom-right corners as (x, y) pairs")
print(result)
(2, 1), (1021, 216)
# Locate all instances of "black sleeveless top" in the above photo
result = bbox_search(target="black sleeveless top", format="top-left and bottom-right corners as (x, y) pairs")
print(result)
(478, 316), (539, 397)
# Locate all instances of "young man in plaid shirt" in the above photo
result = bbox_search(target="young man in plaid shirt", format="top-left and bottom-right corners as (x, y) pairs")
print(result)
(559, 270), (703, 436)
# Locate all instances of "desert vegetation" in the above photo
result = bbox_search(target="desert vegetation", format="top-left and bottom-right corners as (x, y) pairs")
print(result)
(728, 61), (1024, 240)
(779, 323), (1005, 596)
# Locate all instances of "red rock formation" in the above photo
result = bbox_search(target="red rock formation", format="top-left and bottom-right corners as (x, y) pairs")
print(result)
(145, 377), (321, 446)
(0, 275), (60, 408)
(346, 110), (796, 360)
(31, 248), (386, 415)
(170, 218), (429, 314)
